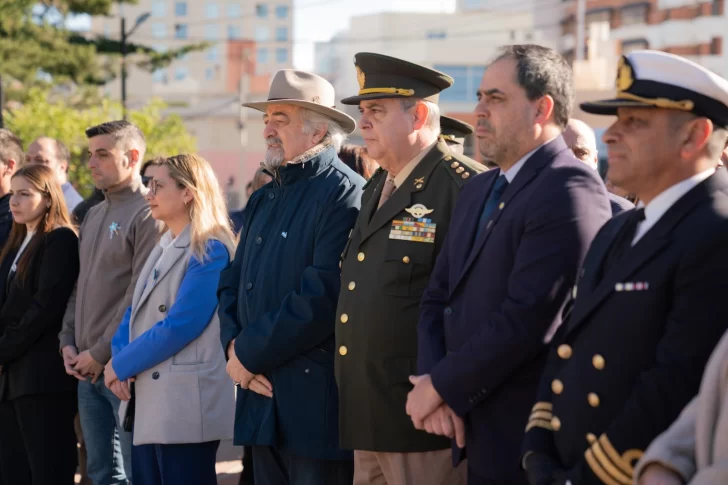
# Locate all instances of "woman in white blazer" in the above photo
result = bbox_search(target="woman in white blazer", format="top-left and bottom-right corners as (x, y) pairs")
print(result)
(103, 154), (237, 485)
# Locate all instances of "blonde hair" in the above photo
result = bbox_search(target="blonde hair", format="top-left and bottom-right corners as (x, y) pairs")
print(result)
(156, 154), (237, 261)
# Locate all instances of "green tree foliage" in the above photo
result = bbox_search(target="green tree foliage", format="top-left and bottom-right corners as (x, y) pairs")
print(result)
(5, 88), (196, 197)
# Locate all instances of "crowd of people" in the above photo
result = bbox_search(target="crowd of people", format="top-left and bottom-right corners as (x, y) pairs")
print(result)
(0, 42), (728, 485)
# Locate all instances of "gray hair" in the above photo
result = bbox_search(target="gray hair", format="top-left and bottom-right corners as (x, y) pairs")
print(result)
(400, 98), (441, 134)
(300, 108), (348, 152)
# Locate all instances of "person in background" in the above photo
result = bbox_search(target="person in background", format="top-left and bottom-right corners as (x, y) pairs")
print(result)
(337, 144), (379, 179)
(522, 50), (728, 485)
(409, 44), (611, 484)
(104, 154), (236, 485)
(439, 115), (473, 157)
(563, 118), (635, 215)
(26, 137), (83, 212)
(140, 159), (159, 187)
(0, 129), (22, 250)
(230, 168), (273, 235)
(219, 69), (364, 485)
(721, 138), (728, 166)
(0, 165), (80, 485)
(59, 120), (162, 485)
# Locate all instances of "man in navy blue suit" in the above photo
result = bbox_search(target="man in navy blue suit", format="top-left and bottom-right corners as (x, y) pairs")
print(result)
(405, 44), (612, 484)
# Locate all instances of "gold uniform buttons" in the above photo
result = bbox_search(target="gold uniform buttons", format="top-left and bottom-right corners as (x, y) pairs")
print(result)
(357, 252), (365, 262)
(462, 172), (470, 179)
(450, 161), (459, 168)
(557, 344), (572, 359)
(586, 433), (597, 444)
(456, 167), (464, 174)
(348, 282), (356, 291)
(402, 256), (411, 264)
(551, 416), (561, 431)
(588, 393), (600, 408)
(593, 354), (606, 370)
(339, 346), (348, 356)
(340, 314), (349, 323)
(551, 379), (564, 395)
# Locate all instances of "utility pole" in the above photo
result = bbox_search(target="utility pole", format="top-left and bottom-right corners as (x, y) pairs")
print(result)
(576, 0), (586, 61)
(0, 74), (4, 129)
(121, 16), (128, 119)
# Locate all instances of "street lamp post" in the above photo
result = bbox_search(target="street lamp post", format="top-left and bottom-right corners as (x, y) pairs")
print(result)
(120, 12), (151, 119)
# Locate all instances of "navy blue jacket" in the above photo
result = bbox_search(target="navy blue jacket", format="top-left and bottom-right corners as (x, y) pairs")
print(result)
(417, 137), (612, 480)
(218, 145), (364, 460)
(608, 192), (635, 215)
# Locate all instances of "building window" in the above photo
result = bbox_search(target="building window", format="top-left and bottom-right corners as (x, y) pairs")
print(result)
(228, 25), (242, 39)
(205, 24), (219, 40)
(205, 68), (215, 80)
(276, 47), (288, 63)
(228, 3), (241, 17)
(175, 1), (187, 16)
(256, 4), (269, 18)
(151, 0), (165, 17)
(153, 44), (168, 53)
(206, 3), (220, 18)
(152, 69), (167, 83)
(175, 23), (188, 40)
(586, 9), (612, 25)
(276, 26), (288, 42)
(175, 66), (189, 81)
(426, 30), (446, 40)
(620, 4), (648, 26)
(255, 26), (269, 42)
(257, 47), (269, 64)
(151, 23), (166, 39)
(621, 38), (649, 54)
(206, 45), (220, 62)
(276, 5), (289, 19)
(433, 64), (486, 103)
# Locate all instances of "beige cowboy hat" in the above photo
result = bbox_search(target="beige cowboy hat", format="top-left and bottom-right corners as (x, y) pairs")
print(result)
(243, 69), (356, 134)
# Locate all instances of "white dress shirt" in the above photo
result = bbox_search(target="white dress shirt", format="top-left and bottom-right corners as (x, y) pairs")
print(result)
(499, 137), (559, 183)
(632, 168), (715, 245)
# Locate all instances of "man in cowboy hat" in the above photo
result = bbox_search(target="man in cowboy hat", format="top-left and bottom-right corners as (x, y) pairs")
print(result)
(522, 50), (728, 485)
(218, 69), (365, 485)
(334, 52), (482, 485)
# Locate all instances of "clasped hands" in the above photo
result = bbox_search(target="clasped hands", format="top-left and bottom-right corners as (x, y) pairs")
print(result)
(61, 345), (105, 383)
(406, 374), (466, 448)
(226, 339), (273, 398)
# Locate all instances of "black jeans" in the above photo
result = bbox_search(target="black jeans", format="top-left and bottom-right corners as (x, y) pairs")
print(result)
(252, 446), (353, 485)
(0, 392), (78, 485)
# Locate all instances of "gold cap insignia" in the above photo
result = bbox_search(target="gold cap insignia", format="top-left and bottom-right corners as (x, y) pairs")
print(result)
(616, 57), (634, 93)
(356, 66), (366, 91)
(405, 203), (434, 219)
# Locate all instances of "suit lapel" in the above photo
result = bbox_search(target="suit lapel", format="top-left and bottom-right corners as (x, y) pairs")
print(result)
(359, 143), (446, 245)
(566, 170), (728, 335)
(132, 227), (191, 320)
(452, 137), (568, 293)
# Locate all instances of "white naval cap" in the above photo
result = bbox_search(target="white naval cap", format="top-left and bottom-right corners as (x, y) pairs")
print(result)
(581, 50), (728, 128)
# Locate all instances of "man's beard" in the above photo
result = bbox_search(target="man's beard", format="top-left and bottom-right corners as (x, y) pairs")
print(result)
(263, 137), (285, 171)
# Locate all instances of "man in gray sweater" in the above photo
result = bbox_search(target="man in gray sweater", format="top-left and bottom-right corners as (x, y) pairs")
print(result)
(59, 121), (161, 485)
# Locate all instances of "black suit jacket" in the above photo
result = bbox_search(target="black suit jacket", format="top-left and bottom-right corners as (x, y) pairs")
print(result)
(523, 169), (728, 485)
(608, 192), (635, 215)
(0, 227), (79, 401)
(418, 137), (612, 480)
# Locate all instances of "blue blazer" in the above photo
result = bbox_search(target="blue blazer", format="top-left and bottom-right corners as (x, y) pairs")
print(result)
(417, 136), (612, 480)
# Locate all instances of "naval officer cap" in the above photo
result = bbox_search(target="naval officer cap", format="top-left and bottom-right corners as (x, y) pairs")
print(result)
(581, 50), (728, 128)
(440, 116), (474, 145)
(341, 53), (454, 105)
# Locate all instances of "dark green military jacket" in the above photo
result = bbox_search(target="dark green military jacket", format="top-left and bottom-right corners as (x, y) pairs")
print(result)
(335, 141), (484, 452)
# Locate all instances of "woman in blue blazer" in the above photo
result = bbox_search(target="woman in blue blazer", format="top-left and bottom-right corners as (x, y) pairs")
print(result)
(104, 154), (237, 485)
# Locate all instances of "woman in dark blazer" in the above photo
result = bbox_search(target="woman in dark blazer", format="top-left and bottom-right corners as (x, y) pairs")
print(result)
(0, 165), (80, 485)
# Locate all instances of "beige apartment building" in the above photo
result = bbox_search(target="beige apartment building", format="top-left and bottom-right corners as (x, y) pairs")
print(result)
(91, 0), (294, 208)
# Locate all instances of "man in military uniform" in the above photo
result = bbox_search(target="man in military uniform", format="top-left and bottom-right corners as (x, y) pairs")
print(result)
(334, 53), (483, 485)
(522, 50), (728, 485)
(439, 115), (473, 156)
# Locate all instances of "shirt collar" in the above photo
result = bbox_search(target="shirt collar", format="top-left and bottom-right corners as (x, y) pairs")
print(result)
(639, 167), (716, 222)
(499, 136), (558, 183)
(104, 177), (146, 205)
(391, 141), (437, 189)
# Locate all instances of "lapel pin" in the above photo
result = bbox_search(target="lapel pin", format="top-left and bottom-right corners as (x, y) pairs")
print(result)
(109, 222), (120, 239)
(625, 282), (635, 291)
(498, 202), (505, 210)
(615, 283), (624, 292)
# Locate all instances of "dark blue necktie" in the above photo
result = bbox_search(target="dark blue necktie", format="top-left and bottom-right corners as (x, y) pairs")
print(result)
(475, 174), (509, 241)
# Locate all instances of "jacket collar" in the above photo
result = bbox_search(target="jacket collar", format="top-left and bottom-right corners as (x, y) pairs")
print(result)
(268, 143), (336, 186)
(104, 176), (146, 205)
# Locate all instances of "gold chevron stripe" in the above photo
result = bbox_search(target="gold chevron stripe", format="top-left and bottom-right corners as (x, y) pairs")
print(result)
(585, 448), (622, 485)
(531, 402), (553, 412)
(525, 418), (553, 432)
(592, 442), (632, 485)
(528, 410), (553, 421)
(599, 435), (642, 477)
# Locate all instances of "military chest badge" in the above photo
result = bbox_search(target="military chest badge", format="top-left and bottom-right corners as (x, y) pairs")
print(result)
(391, 204), (437, 243)
(405, 204), (433, 219)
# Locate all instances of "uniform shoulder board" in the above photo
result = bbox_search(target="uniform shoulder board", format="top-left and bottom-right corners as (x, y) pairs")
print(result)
(363, 167), (385, 190)
(441, 152), (485, 187)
